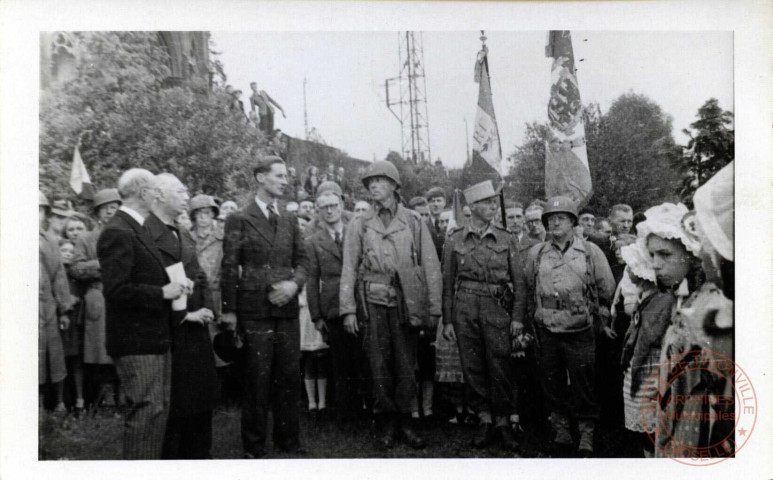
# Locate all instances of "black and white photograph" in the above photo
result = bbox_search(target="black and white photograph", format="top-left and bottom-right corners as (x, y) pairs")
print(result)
(1, 1), (771, 479)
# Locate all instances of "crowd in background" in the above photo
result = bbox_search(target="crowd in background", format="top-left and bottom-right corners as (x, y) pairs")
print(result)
(38, 155), (734, 460)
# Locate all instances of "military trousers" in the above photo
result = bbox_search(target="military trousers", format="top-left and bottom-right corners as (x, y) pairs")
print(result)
(362, 303), (418, 414)
(453, 291), (516, 419)
(535, 326), (599, 420)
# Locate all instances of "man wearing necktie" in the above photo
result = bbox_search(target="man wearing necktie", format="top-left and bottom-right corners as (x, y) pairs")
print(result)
(221, 156), (309, 458)
(305, 181), (364, 428)
(426, 187), (447, 258)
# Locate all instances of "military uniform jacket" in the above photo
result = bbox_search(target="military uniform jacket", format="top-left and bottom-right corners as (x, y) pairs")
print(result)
(523, 235), (615, 333)
(339, 203), (441, 317)
(441, 223), (527, 326)
(221, 200), (308, 320)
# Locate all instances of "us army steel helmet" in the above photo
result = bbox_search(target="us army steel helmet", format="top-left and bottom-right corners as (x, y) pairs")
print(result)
(541, 196), (578, 228)
(92, 188), (122, 213)
(188, 194), (220, 218)
(361, 160), (401, 188)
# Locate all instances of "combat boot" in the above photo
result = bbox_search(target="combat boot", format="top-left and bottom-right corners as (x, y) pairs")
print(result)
(577, 420), (595, 457)
(548, 412), (573, 457)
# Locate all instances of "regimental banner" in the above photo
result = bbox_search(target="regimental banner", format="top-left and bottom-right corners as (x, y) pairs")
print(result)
(465, 44), (503, 187)
(545, 31), (592, 206)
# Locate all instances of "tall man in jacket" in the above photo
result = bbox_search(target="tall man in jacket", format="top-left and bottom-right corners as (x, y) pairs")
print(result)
(221, 156), (309, 458)
(305, 181), (363, 426)
(339, 161), (442, 450)
(97, 168), (186, 459)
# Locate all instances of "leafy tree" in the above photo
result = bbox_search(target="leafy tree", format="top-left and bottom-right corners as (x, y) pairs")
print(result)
(40, 32), (268, 209)
(506, 94), (682, 214)
(588, 93), (681, 214)
(506, 121), (550, 205)
(674, 98), (734, 204)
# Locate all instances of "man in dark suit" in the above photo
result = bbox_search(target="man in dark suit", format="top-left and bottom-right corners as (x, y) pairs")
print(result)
(426, 187), (447, 256)
(97, 168), (186, 459)
(221, 156), (309, 458)
(144, 173), (219, 459)
(306, 181), (363, 427)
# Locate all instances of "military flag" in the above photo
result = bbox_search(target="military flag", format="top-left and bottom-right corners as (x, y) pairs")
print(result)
(465, 42), (504, 187)
(545, 31), (592, 206)
(69, 144), (94, 200)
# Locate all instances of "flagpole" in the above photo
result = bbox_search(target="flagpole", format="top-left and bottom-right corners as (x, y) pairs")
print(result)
(479, 30), (508, 231)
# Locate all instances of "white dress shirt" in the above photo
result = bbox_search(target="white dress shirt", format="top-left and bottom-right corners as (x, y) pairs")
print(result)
(119, 205), (145, 226)
(254, 196), (279, 220)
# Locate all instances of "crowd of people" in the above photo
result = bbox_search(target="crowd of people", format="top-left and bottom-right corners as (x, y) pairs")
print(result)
(38, 155), (734, 460)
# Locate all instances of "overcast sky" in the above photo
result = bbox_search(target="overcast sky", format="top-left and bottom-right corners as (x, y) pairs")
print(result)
(212, 31), (733, 168)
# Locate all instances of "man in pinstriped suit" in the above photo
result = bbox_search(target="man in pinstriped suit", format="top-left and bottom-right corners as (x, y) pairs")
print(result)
(98, 168), (186, 459)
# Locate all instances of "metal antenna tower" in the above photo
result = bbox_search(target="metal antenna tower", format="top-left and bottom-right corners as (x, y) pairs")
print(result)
(385, 31), (431, 163)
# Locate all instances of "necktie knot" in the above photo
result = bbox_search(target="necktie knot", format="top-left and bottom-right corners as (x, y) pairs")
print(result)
(267, 204), (278, 231)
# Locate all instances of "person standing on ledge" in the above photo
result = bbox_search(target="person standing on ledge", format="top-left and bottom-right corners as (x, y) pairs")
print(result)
(249, 82), (286, 135)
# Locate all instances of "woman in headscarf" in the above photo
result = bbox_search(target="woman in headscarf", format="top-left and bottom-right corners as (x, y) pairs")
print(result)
(652, 164), (734, 459)
(617, 241), (669, 457)
(634, 202), (710, 458)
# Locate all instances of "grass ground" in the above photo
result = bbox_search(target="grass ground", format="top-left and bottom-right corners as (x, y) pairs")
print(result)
(39, 404), (630, 460)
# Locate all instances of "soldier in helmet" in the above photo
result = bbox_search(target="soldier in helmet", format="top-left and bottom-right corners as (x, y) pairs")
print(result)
(339, 160), (442, 450)
(441, 180), (526, 451)
(523, 196), (615, 457)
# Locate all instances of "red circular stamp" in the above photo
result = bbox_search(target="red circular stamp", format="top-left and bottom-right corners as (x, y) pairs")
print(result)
(640, 349), (757, 466)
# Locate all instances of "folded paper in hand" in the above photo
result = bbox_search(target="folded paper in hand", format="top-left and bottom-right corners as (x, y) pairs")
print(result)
(165, 262), (188, 311)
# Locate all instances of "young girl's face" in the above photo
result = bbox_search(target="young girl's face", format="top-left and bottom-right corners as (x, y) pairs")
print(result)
(59, 242), (75, 264)
(65, 220), (86, 240)
(647, 234), (692, 289)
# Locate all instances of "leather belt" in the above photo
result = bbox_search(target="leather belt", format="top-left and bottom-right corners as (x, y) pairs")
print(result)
(457, 279), (505, 296)
(361, 272), (394, 286)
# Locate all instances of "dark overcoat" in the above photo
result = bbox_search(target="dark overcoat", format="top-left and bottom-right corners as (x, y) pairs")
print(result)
(97, 210), (171, 357)
(145, 214), (219, 418)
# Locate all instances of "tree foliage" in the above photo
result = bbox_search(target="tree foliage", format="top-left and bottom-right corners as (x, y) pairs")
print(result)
(507, 93), (682, 214)
(673, 98), (734, 205)
(385, 151), (455, 202)
(40, 32), (268, 208)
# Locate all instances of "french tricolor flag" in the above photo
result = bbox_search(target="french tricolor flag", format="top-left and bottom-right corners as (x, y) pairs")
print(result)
(69, 145), (94, 200)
